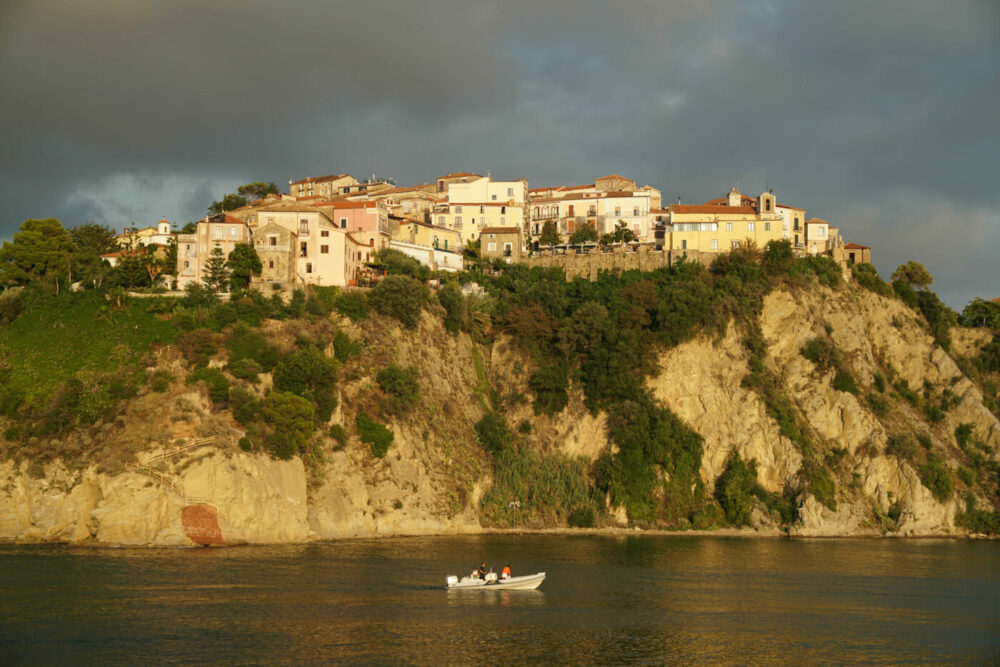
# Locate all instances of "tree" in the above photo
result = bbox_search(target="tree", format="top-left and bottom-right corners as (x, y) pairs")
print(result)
(256, 391), (315, 460)
(227, 243), (262, 290)
(208, 194), (248, 215)
(599, 220), (635, 246)
(959, 298), (1000, 329)
(369, 274), (427, 328)
(569, 223), (598, 246)
(891, 261), (934, 290)
(70, 223), (118, 255)
(202, 246), (229, 291)
(237, 182), (279, 202)
(180, 222), (198, 234)
(539, 220), (561, 247)
(0, 218), (75, 290)
(115, 250), (149, 289)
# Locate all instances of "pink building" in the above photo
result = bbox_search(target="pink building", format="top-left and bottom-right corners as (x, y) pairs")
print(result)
(315, 201), (391, 251)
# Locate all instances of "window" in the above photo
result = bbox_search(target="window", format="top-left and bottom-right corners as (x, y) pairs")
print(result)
(231, 226), (238, 238)
(732, 240), (740, 249)
(726, 222), (733, 232)
(588, 205), (597, 215)
(455, 206), (462, 213)
(500, 217), (505, 225)
(212, 226), (224, 240)
(299, 219), (309, 234)
(479, 206), (485, 214)
(764, 222), (771, 231)
(710, 239), (718, 250)
(300, 242), (308, 257)
(321, 230), (329, 237)
(818, 227), (825, 237)
(438, 216), (445, 225)
(681, 239), (687, 250)
(748, 222), (755, 231)
(491, 194), (497, 201)
(568, 205), (575, 216)
(633, 207), (640, 216)
(480, 217), (486, 225)
(267, 218), (275, 224)
(183, 261), (189, 269)
(507, 187), (513, 196)
(765, 199), (772, 212)
(321, 245), (329, 254)
(501, 206), (506, 214)
(268, 260), (274, 268)
(340, 218), (347, 229)
(487, 243), (497, 252)
(533, 207), (539, 218)
(794, 217), (800, 231)
(455, 216), (462, 228)
(306, 263), (312, 274)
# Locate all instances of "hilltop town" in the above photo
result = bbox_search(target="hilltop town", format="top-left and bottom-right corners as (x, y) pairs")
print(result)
(110, 171), (872, 289)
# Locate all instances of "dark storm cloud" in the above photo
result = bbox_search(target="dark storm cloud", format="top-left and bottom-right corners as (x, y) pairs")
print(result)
(1, 0), (997, 305)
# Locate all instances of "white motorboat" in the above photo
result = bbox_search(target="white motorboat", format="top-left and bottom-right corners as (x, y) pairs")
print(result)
(445, 572), (546, 590)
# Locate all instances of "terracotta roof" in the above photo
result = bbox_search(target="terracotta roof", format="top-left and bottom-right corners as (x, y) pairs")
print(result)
(777, 203), (806, 211)
(290, 173), (352, 186)
(101, 247), (149, 259)
(206, 213), (246, 224)
(448, 202), (518, 208)
(438, 172), (481, 179)
(596, 174), (631, 181)
(705, 195), (756, 206)
(991, 297), (1000, 304)
(670, 204), (757, 215)
(480, 227), (522, 234)
(317, 201), (378, 209)
(843, 243), (870, 249)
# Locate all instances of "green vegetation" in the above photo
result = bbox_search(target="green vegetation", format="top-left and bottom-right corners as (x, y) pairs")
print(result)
(538, 221), (561, 246)
(334, 291), (369, 321)
(919, 453), (953, 502)
(376, 364), (420, 416)
(959, 298), (1000, 329)
(369, 275), (427, 328)
(332, 330), (362, 362)
(187, 366), (230, 405)
(528, 362), (570, 416)
(715, 451), (760, 526)
(850, 262), (892, 297)
(800, 336), (859, 395)
(356, 412), (393, 458)
(329, 423), (347, 449)
(272, 345), (339, 423)
(437, 282), (464, 334)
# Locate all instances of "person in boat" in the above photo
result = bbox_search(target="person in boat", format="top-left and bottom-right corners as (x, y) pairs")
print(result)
(477, 562), (489, 579)
(501, 565), (511, 580)
(470, 566), (480, 579)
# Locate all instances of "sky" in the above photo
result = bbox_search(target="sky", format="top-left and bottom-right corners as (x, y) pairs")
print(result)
(1, 0), (998, 307)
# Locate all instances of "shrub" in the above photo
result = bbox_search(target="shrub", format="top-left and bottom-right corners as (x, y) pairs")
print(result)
(955, 423), (974, 452)
(329, 423), (347, 449)
(528, 362), (570, 416)
(691, 502), (727, 530)
(567, 506), (595, 528)
(762, 240), (794, 275)
(850, 263), (892, 297)
(438, 282), (464, 334)
(916, 432), (933, 450)
(225, 326), (280, 372)
(893, 379), (921, 407)
(356, 412), (393, 458)
(918, 453), (953, 502)
(257, 391), (315, 460)
(376, 364), (420, 416)
(892, 280), (919, 308)
(799, 256), (842, 288)
(872, 373), (886, 393)
(187, 366), (230, 405)
(916, 289), (955, 351)
(0, 288), (26, 325)
(229, 386), (259, 426)
(181, 283), (220, 309)
(273, 345), (338, 422)
(802, 460), (837, 511)
(956, 467), (975, 487)
(175, 328), (218, 366)
(332, 330), (361, 362)
(475, 412), (513, 461)
(715, 451), (759, 526)
(227, 358), (262, 383)
(518, 419), (533, 435)
(335, 291), (369, 321)
(886, 434), (919, 462)
(369, 275), (427, 328)
(867, 392), (889, 417)
(149, 369), (173, 393)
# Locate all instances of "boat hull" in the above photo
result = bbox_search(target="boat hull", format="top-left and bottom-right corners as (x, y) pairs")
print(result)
(446, 572), (545, 590)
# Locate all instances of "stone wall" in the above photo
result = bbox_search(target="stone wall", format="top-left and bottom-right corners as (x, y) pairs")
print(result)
(522, 246), (716, 280)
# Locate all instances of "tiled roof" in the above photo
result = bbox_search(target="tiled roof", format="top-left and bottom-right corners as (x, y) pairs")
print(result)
(439, 172), (481, 179)
(596, 174), (631, 181)
(843, 242), (870, 249)
(317, 201), (378, 209)
(806, 217), (829, 224)
(290, 173), (351, 186)
(206, 213), (246, 224)
(448, 201), (518, 208)
(670, 204), (757, 214)
(777, 203), (806, 211)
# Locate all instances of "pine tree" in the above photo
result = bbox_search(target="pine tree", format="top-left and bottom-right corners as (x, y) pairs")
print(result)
(203, 246), (229, 292)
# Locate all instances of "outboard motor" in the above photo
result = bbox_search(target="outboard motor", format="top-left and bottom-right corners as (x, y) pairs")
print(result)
(446, 575), (458, 587)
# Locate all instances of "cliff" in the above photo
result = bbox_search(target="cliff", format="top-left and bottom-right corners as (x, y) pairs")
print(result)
(1, 278), (998, 545)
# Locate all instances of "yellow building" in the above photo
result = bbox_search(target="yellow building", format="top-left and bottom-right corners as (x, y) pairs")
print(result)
(433, 201), (524, 243)
(664, 190), (784, 253)
(393, 219), (462, 252)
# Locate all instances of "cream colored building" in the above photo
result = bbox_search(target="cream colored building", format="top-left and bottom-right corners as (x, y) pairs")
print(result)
(433, 201), (524, 242)
(393, 219), (462, 253)
(480, 226), (523, 264)
(288, 174), (358, 198)
(176, 214), (252, 289)
(116, 219), (174, 248)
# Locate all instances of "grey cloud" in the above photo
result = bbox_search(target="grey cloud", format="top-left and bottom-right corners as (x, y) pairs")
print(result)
(1, 0), (997, 307)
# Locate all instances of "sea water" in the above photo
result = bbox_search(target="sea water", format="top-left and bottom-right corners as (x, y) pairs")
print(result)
(2, 536), (998, 664)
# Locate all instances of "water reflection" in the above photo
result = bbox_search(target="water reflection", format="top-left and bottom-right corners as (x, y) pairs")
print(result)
(1, 537), (998, 665)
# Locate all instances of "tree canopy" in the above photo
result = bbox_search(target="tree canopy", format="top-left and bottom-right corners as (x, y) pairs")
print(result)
(227, 243), (262, 290)
(0, 218), (75, 289)
(568, 223), (599, 245)
(208, 194), (248, 215)
(539, 220), (562, 246)
(202, 246), (229, 291)
(237, 182), (279, 202)
(891, 261), (934, 289)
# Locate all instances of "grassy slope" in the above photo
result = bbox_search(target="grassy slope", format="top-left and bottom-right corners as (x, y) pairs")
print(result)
(0, 291), (177, 402)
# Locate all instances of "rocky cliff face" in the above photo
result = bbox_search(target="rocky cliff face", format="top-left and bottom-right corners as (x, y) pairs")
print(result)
(1, 282), (997, 545)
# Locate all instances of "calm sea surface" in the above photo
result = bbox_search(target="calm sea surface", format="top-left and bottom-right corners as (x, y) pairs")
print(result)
(1, 536), (998, 665)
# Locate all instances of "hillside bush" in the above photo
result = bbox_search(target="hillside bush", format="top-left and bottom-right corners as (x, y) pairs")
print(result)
(356, 412), (393, 458)
(273, 345), (338, 422)
(228, 386), (258, 426)
(335, 291), (369, 321)
(257, 391), (314, 460)
(850, 262), (892, 296)
(376, 364), (420, 416)
(475, 412), (514, 461)
(528, 362), (570, 416)
(329, 423), (347, 449)
(886, 434), (919, 462)
(187, 366), (230, 405)
(715, 451), (760, 526)
(227, 358), (261, 383)
(437, 282), (464, 334)
(225, 326), (280, 371)
(0, 288), (25, 325)
(332, 330), (361, 362)
(892, 280), (919, 308)
(919, 453), (953, 502)
(148, 369), (173, 393)
(175, 328), (218, 366)
(369, 275), (427, 328)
